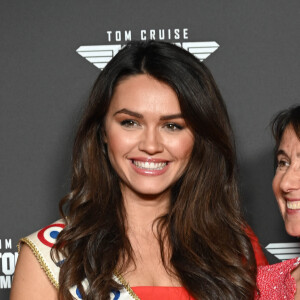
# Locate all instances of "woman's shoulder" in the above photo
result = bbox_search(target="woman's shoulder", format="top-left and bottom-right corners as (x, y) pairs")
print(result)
(10, 220), (66, 300)
(255, 257), (300, 299)
(19, 219), (66, 289)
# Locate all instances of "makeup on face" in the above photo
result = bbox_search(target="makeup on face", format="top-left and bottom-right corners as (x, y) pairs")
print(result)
(104, 74), (194, 199)
(273, 126), (300, 236)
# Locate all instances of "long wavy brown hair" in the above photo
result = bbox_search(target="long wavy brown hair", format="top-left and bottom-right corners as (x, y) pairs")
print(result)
(53, 40), (256, 299)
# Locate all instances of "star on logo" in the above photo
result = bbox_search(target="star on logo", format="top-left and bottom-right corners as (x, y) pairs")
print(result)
(76, 41), (219, 69)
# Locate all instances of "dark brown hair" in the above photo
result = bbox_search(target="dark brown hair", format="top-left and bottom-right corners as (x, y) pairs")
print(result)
(272, 105), (300, 167)
(53, 40), (256, 299)
(272, 105), (300, 149)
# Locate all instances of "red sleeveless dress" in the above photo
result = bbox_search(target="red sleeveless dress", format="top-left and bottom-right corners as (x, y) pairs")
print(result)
(131, 286), (195, 300)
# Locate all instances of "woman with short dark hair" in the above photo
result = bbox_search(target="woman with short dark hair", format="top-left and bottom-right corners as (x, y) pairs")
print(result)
(256, 105), (300, 299)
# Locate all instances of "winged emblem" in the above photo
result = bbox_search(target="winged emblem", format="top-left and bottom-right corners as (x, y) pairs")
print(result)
(76, 41), (219, 69)
(265, 242), (300, 261)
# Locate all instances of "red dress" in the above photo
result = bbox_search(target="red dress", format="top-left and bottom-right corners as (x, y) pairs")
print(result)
(255, 257), (300, 299)
(130, 227), (267, 300)
(245, 225), (269, 266)
(131, 286), (195, 300)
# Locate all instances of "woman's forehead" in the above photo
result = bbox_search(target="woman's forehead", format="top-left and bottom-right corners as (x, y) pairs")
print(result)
(108, 74), (181, 114)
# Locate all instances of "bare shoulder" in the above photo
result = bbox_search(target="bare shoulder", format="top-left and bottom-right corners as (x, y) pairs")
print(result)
(10, 244), (58, 300)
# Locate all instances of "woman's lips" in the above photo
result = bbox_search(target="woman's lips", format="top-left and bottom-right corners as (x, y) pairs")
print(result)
(286, 198), (300, 213)
(129, 158), (170, 176)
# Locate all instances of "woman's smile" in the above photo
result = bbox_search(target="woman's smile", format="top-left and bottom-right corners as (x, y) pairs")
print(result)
(286, 198), (300, 212)
(130, 157), (170, 176)
(273, 126), (300, 235)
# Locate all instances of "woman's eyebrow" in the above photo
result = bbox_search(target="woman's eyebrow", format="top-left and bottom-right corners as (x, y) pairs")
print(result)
(277, 149), (300, 159)
(160, 113), (183, 120)
(276, 149), (288, 157)
(113, 109), (183, 121)
(114, 109), (143, 118)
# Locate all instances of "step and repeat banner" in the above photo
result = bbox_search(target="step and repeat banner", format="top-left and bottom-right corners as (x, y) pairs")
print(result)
(1, 1), (300, 298)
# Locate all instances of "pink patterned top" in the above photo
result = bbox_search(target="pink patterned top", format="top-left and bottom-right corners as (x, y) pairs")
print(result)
(255, 257), (300, 299)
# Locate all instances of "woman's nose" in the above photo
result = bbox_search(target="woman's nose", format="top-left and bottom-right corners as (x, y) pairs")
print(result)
(280, 166), (300, 193)
(138, 128), (164, 154)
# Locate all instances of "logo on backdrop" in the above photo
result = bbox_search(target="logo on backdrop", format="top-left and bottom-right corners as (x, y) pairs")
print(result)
(76, 28), (219, 69)
(265, 242), (300, 261)
(0, 238), (18, 289)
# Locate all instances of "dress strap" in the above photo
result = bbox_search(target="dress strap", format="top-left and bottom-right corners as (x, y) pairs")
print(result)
(19, 220), (136, 300)
(19, 220), (65, 289)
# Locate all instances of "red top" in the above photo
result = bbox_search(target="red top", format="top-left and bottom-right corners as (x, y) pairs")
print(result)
(255, 257), (300, 299)
(128, 226), (266, 300)
(130, 227), (267, 300)
(245, 225), (269, 266)
(131, 286), (195, 300)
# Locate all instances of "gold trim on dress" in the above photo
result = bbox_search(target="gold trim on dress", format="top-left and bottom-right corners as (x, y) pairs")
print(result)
(18, 237), (59, 289)
(18, 238), (140, 299)
(114, 272), (141, 300)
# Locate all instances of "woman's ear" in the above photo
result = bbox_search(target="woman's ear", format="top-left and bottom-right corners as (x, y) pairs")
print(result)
(102, 130), (107, 143)
(101, 125), (107, 143)
(100, 130), (108, 156)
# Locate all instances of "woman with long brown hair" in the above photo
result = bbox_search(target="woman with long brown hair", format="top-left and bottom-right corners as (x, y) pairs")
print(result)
(11, 40), (257, 300)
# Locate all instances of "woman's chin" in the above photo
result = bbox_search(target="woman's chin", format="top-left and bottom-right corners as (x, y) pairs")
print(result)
(285, 222), (300, 237)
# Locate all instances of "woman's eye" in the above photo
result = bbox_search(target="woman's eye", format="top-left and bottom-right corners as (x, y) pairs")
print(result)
(277, 159), (290, 169)
(120, 119), (139, 128)
(164, 123), (183, 131)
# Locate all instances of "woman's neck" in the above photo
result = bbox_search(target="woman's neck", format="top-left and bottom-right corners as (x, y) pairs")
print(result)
(119, 188), (179, 287)
(122, 188), (170, 233)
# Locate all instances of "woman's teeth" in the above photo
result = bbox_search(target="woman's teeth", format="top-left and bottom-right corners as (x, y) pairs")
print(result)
(287, 201), (300, 210)
(133, 160), (167, 170)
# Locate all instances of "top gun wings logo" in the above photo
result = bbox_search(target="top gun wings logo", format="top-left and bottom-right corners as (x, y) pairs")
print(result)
(265, 242), (300, 261)
(76, 41), (219, 69)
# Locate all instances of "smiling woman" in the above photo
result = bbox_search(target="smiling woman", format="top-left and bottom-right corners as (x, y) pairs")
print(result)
(104, 75), (194, 197)
(273, 126), (300, 236)
(11, 41), (258, 300)
(256, 106), (300, 299)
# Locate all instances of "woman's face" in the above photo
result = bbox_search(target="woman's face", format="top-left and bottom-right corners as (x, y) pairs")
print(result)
(273, 125), (300, 236)
(104, 74), (194, 199)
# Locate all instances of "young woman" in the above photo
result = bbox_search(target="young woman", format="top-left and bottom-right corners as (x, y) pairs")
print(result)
(256, 105), (300, 299)
(11, 41), (257, 300)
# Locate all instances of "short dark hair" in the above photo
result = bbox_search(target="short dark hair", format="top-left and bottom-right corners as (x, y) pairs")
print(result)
(272, 105), (300, 152)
